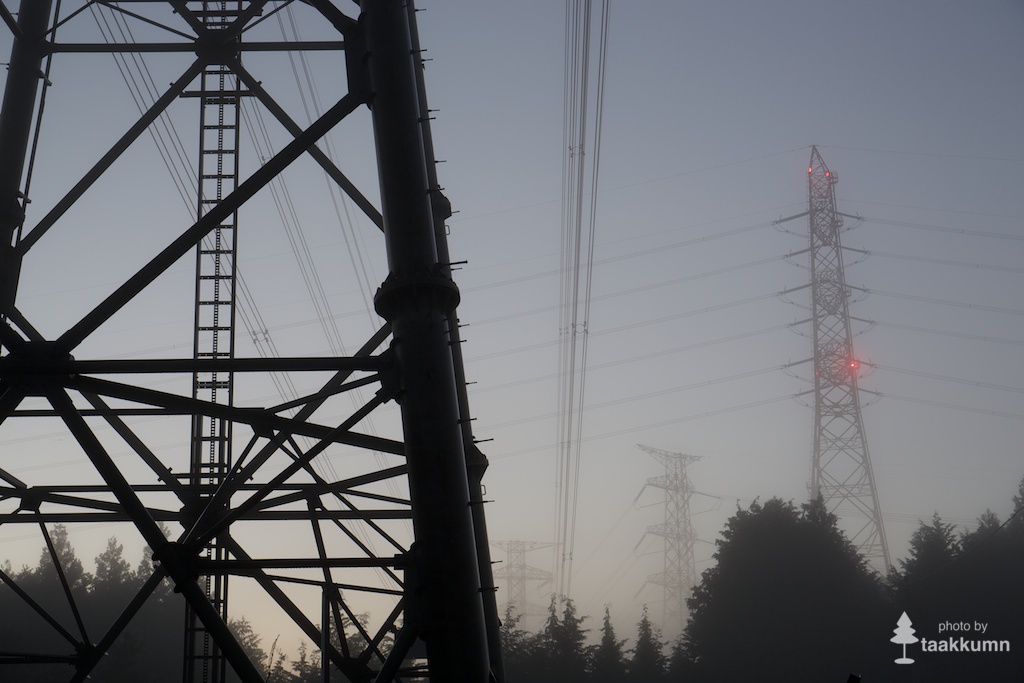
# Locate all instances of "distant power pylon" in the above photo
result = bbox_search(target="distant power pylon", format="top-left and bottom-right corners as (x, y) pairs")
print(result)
(805, 146), (890, 571)
(493, 541), (553, 617)
(636, 444), (699, 635)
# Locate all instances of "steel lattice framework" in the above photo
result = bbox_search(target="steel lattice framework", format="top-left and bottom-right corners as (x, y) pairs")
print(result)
(0, 2), (501, 682)
(807, 146), (890, 571)
(637, 444), (698, 635)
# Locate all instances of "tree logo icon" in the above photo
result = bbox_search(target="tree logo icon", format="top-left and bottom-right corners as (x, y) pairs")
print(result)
(891, 612), (919, 664)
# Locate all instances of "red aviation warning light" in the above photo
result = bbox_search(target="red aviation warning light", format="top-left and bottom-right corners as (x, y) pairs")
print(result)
(808, 166), (813, 173)
(849, 360), (859, 370)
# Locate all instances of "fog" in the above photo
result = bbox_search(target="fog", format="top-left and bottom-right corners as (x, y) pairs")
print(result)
(0, 1), (1021, 679)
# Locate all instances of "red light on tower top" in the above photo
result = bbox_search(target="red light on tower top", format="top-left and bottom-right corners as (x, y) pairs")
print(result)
(849, 360), (859, 370)
(808, 166), (813, 174)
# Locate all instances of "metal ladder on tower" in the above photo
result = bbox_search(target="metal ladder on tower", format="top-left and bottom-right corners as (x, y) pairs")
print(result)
(183, 3), (243, 682)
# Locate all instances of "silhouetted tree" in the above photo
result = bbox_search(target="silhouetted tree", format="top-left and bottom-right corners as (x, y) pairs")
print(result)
(589, 605), (628, 682)
(94, 536), (133, 592)
(499, 605), (536, 682)
(892, 481), (1024, 680)
(291, 640), (320, 682)
(522, 595), (590, 682)
(960, 509), (1001, 549)
(683, 497), (890, 680)
(556, 597), (590, 679)
(0, 527), (186, 683)
(34, 523), (90, 592)
(628, 605), (665, 682)
(287, 612), (393, 682)
(1012, 477), (1024, 524)
(899, 512), (959, 581)
(667, 634), (699, 680)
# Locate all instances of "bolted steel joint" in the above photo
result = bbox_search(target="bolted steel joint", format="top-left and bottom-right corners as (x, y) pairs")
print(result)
(151, 541), (200, 592)
(0, 341), (75, 392)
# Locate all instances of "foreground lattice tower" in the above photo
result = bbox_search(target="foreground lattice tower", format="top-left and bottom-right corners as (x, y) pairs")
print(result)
(806, 146), (890, 571)
(637, 444), (699, 634)
(493, 541), (553, 618)
(0, 2), (501, 682)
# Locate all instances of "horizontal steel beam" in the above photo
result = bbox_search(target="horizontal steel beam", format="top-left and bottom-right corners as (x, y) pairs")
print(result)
(49, 40), (344, 53)
(64, 375), (404, 455)
(199, 557), (408, 571)
(2, 474), (406, 495)
(0, 510), (412, 523)
(0, 355), (384, 375)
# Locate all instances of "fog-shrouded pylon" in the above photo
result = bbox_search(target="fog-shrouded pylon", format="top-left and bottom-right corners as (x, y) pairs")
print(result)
(806, 146), (890, 572)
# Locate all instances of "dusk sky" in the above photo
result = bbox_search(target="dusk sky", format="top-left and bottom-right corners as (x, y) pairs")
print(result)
(1, 0), (1022, 651)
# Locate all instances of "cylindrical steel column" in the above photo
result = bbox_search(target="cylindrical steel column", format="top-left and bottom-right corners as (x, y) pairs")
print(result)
(361, 1), (490, 680)
(403, 2), (505, 679)
(0, 0), (53, 310)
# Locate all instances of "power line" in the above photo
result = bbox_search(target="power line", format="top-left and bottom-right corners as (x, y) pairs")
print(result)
(554, 0), (610, 601)
(863, 391), (1024, 422)
(822, 144), (1024, 164)
(469, 252), (786, 327)
(858, 215), (1024, 242)
(864, 288), (1024, 317)
(466, 290), (789, 363)
(492, 393), (800, 460)
(851, 248), (1024, 275)
(486, 365), (791, 432)
(471, 322), (794, 394)
(466, 220), (774, 294)
(865, 362), (1024, 395)
(866, 319), (1024, 347)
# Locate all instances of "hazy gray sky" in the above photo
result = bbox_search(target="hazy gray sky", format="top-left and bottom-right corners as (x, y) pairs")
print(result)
(417, 0), (1024, 631)
(1, 0), (1022, 647)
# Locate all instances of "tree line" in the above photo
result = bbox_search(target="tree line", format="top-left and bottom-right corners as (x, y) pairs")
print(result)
(2, 478), (1023, 681)
(500, 479), (1024, 682)
(0, 528), (370, 682)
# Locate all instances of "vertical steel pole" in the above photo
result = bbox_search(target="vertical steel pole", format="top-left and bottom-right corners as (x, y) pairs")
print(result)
(361, 1), (490, 680)
(0, 0), (53, 311)
(404, 2), (504, 679)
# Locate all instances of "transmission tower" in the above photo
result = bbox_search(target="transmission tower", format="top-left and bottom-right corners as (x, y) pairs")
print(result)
(0, 2), (501, 682)
(805, 146), (890, 571)
(636, 444), (699, 635)
(493, 541), (553, 618)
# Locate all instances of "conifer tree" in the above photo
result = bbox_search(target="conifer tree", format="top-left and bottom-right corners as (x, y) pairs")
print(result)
(530, 595), (589, 683)
(557, 597), (589, 677)
(499, 605), (534, 682)
(94, 536), (133, 592)
(589, 605), (628, 682)
(898, 513), (959, 580)
(35, 523), (90, 592)
(667, 634), (699, 680)
(628, 605), (666, 682)
(683, 498), (889, 680)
